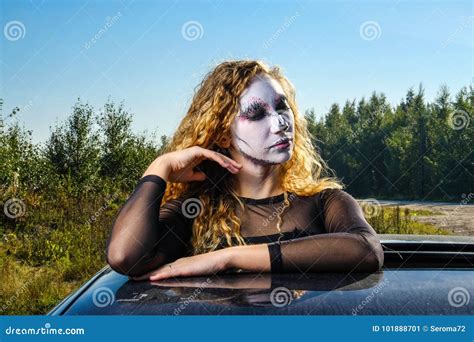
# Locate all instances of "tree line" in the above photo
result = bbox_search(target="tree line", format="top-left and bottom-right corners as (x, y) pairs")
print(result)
(306, 84), (473, 201)
(0, 84), (472, 212)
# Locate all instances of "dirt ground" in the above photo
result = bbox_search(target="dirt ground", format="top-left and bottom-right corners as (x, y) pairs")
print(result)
(376, 199), (474, 236)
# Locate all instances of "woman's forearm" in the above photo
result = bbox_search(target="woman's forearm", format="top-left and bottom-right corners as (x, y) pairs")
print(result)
(225, 244), (272, 273)
(223, 232), (383, 274)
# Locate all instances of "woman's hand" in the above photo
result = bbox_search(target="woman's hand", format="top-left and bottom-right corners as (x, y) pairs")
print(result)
(130, 249), (232, 281)
(143, 145), (242, 182)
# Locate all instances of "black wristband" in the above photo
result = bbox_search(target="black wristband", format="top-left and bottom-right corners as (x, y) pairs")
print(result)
(267, 242), (283, 273)
(138, 174), (167, 188)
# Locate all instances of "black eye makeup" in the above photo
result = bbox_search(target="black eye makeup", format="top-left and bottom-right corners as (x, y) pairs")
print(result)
(240, 102), (267, 121)
(276, 97), (291, 111)
(239, 95), (291, 121)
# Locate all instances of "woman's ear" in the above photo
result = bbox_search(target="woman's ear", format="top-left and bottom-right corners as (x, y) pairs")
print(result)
(218, 135), (231, 149)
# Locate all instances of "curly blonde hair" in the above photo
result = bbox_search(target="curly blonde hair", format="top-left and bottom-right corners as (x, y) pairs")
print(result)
(162, 60), (342, 255)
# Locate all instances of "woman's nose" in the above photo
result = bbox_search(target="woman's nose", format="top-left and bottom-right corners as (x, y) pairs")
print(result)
(270, 112), (290, 133)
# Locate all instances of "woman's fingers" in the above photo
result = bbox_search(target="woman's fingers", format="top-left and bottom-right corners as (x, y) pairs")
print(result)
(130, 270), (154, 281)
(130, 262), (179, 281)
(198, 147), (242, 171)
(222, 154), (242, 168)
(150, 264), (180, 281)
(197, 148), (228, 168)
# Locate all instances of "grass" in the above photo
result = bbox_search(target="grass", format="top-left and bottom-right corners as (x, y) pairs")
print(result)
(0, 187), (122, 315)
(0, 252), (81, 315)
(409, 209), (443, 216)
(0, 221), (109, 315)
(365, 205), (450, 235)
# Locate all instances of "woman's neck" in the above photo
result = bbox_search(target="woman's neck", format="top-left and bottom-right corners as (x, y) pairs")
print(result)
(232, 162), (284, 199)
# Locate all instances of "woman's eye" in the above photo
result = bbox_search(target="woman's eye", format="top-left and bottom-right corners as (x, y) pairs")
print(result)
(243, 102), (267, 121)
(248, 109), (266, 120)
(277, 101), (291, 112)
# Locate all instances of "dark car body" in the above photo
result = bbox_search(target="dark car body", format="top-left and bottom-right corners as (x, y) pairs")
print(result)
(48, 234), (474, 315)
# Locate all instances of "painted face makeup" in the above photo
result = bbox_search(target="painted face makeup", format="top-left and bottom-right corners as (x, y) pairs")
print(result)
(230, 74), (295, 165)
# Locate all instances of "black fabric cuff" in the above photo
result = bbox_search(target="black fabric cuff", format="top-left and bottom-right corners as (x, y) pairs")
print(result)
(267, 242), (283, 273)
(138, 174), (167, 188)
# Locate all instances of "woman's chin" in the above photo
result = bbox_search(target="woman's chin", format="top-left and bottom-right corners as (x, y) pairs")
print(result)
(269, 151), (292, 164)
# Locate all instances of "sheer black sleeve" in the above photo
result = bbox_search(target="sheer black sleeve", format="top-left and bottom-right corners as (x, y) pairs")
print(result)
(106, 175), (193, 276)
(266, 189), (384, 273)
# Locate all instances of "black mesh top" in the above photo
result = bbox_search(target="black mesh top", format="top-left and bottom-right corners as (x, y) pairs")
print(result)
(106, 175), (384, 277)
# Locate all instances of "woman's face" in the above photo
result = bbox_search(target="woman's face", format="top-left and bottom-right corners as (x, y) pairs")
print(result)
(230, 74), (295, 165)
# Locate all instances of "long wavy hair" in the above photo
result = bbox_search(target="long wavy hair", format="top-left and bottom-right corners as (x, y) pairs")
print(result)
(161, 60), (342, 255)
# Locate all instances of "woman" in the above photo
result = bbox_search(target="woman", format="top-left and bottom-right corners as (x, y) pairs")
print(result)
(106, 60), (384, 281)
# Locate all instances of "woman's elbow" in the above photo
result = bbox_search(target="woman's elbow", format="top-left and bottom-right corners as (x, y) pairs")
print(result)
(106, 246), (133, 275)
(106, 244), (170, 277)
(106, 243), (145, 276)
(357, 234), (384, 272)
(364, 242), (384, 272)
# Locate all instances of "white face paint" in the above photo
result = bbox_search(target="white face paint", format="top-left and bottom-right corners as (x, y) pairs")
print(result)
(230, 74), (295, 165)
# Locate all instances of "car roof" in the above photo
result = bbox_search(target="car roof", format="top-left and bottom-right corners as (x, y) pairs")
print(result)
(49, 234), (474, 315)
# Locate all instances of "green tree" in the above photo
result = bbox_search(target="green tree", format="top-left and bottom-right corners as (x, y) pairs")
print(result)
(45, 99), (100, 196)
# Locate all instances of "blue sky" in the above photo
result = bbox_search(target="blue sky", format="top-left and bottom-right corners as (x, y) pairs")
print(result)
(1, 0), (472, 144)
